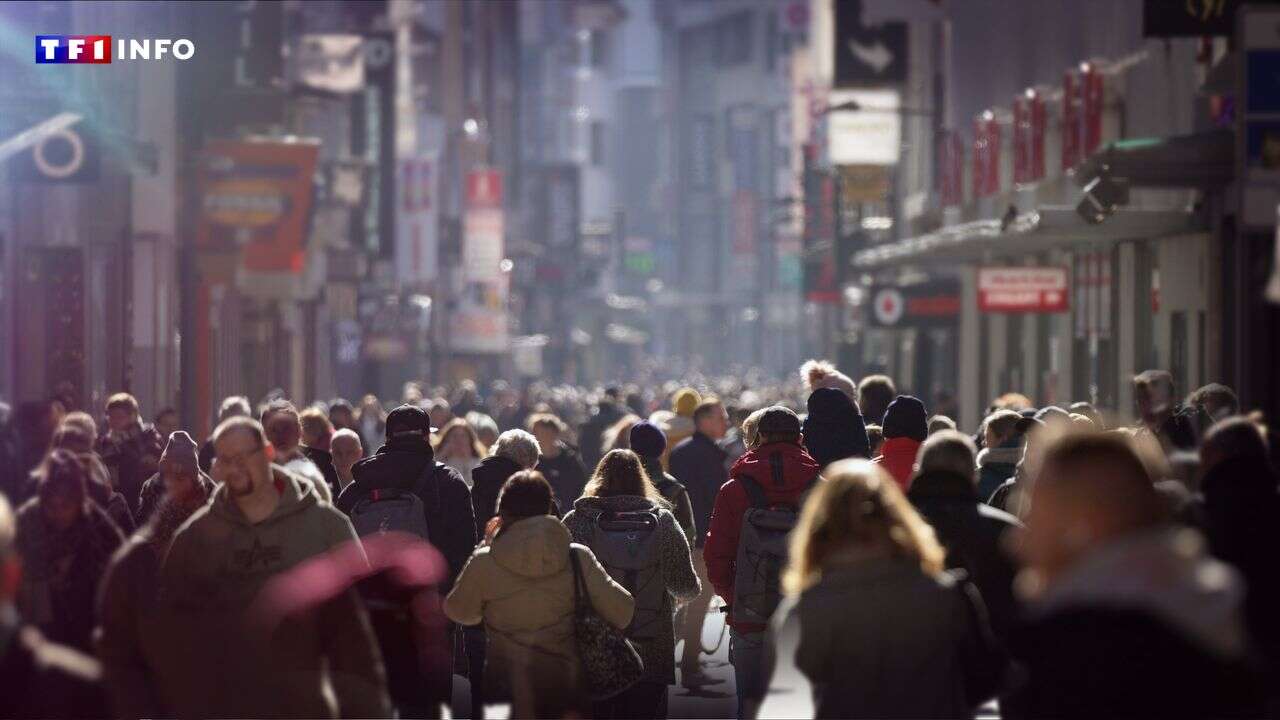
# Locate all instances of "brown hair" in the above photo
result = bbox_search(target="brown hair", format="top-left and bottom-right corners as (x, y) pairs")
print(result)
(783, 459), (943, 595)
(602, 413), (642, 455)
(298, 407), (333, 445)
(527, 413), (568, 434)
(692, 398), (724, 425)
(583, 449), (668, 505)
(106, 392), (139, 415)
(433, 419), (486, 459)
(485, 470), (556, 543)
(983, 409), (1024, 444)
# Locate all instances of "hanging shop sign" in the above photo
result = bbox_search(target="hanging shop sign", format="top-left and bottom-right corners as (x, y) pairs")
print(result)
(978, 266), (1070, 313)
(827, 89), (901, 165)
(197, 139), (320, 274)
(867, 280), (960, 329)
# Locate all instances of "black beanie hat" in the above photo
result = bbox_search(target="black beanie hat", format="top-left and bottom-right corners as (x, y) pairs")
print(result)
(881, 395), (928, 442)
(629, 421), (667, 458)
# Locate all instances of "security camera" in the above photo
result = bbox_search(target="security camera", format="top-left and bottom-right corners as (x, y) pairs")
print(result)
(1076, 171), (1129, 225)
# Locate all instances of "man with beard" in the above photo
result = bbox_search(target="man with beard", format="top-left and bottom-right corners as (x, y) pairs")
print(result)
(14, 450), (124, 651)
(97, 453), (214, 718)
(160, 417), (389, 717)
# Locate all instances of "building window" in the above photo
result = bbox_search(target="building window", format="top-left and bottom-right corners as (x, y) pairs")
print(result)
(591, 121), (606, 166)
(717, 12), (753, 66)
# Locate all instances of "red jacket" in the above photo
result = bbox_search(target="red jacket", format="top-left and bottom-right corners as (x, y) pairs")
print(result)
(874, 436), (921, 490)
(704, 441), (821, 630)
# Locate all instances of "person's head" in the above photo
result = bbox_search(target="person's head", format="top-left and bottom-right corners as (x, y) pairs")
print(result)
(105, 392), (140, 433)
(51, 421), (95, 455)
(154, 407), (179, 439)
(427, 400), (453, 431)
(693, 398), (729, 440)
(983, 409), (1024, 449)
(915, 430), (977, 484)
(1200, 416), (1271, 479)
(783, 459), (944, 595)
(628, 421), (667, 460)
(1068, 401), (1104, 429)
(434, 419), (485, 459)
(328, 399), (355, 431)
(1187, 383), (1239, 424)
(927, 415), (956, 435)
(741, 408), (767, 450)
(488, 470), (556, 541)
(603, 414), (641, 454)
(992, 392), (1034, 413)
(330, 429), (363, 476)
(298, 407), (334, 451)
(358, 394), (384, 417)
(1022, 433), (1165, 594)
(38, 449), (89, 531)
(857, 375), (897, 424)
(402, 381), (424, 405)
(491, 429), (542, 470)
(801, 359), (857, 399)
(0, 493), (19, 606)
(468, 412), (500, 448)
(673, 387), (702, 419)
(756, 406), (803, 446)
(584, 449), (664, 503)
(159, 431), (202, 504)
(1133, 369), (1177, 427)
(384, 403), (434, 443)
(881, 395), (928, 442)
(527, 413), (567, 452)
(260, 399), (302, 452)
(218, 395), (252, 423)
(59, 410), (98, 441)
(211, 417), (273, 498)
(865, 424), (884, 455)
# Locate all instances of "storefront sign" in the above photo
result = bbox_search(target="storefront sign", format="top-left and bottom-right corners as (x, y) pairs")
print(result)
(197, 139), (319, 274)
(978, 266), (1069, 313)
(867, 281), (961, 328)
(395, 155), (437, 285)
(839, 164), (892, 203)
(464, 169), (504, 282)
(834, 1), (907, 86)
(827, 89), (901, 166)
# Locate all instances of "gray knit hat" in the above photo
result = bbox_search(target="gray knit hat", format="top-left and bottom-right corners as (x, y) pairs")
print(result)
(160, 431), (199, 475)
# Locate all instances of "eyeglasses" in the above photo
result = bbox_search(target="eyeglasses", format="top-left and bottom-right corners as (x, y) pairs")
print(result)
(215, 444), (264, 473)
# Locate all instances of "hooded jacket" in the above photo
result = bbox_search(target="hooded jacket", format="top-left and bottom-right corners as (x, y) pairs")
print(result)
(641, 455), (696, 546)
(338, 434), (476, 591)
(444, 515), (633, 705)
(1008, 527), (1264, 719)
(802, 387), (871, 468)
(563, 495), (700, 684)
(159, 467), (390, 719)
(470, 454), (526, 537)
(875, 396), (928, 490)
(301, 444), (341, 496)
(705, 441), (821, 630)
(975, 442), (1021, 503)
(134, 470), (217, 527)
(95, 423), (164, 515)
(874, 437), (921, 490)
(907, 469), (1023, 641)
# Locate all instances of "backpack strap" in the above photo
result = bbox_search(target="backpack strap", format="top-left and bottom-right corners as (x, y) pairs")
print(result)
(738, 474), (768, 509)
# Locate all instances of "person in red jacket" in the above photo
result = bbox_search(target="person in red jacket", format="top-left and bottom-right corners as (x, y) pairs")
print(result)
(704, 406), (820, 719)
(874, 395), (929, 490)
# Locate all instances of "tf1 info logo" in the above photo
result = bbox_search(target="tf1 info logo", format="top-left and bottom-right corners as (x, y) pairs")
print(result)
(36, 36), (196, 64)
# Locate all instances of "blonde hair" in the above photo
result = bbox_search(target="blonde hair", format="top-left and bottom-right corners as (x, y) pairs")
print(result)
(782, 459), (945, 596)
(583, 449), (668, 506)
(741, 408), (767, 450)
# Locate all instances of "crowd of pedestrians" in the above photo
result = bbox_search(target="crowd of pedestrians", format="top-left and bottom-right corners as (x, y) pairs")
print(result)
(0, 361), (1276, 719)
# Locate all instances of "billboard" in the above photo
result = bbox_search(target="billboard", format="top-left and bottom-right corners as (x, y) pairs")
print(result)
(453, 169), (508, 354)
(196, 138), (320, 274)
(395, 155), (438, 285)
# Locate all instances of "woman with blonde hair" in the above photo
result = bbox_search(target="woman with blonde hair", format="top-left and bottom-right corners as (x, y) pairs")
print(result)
(563, 450), (699, 719)
(433, 418), (487, 489)
(761, 460), (1005, 719)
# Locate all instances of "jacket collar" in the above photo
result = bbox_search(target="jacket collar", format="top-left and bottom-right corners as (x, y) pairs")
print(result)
(376, 434), (434, 460)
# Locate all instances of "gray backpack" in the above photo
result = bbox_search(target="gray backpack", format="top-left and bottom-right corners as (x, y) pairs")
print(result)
(348, 465), (434, 543)
(731, 458), (817, 625)
(588, 507), (666, 641)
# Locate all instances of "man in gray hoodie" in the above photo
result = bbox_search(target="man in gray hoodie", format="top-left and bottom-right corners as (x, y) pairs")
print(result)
(159, 417), (390, 718)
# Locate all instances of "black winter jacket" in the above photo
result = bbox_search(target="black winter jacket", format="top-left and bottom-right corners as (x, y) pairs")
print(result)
(536, 443), (589, 508)
(469, 454), (525, 538)
(668, 432), (727, 545)
(337, 435), (477, 591)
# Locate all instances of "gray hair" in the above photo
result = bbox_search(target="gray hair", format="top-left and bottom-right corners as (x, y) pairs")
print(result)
(330, 428), (362, 451)
(219, 395), (252, 422)
(491, 429), (542, 469)
(916, 429), (977, 483)
(466, 411), (499, 438)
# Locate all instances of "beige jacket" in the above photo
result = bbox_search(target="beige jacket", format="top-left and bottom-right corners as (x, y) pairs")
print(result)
(444, 515), (633, 705)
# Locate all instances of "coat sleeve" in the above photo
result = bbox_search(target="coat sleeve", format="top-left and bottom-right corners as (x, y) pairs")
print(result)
(672, 484), (697, 548)
(659, 510), (700, 604)
(575, 545), (635, 630)
(320, 588), (393, 718)
(96, 550), (164, 719)
(443, 551), (487, 626)
(437, 468), (478, 593)
(954, 576), (1008, 710)
(703, 479), (745, 602)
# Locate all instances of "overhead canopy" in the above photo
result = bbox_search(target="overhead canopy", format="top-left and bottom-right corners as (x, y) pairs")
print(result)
(853, 206), (1202, 270)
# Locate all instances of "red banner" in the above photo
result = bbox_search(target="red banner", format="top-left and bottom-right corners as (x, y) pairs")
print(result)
(1013, 91), (1046, 185)
(1062, 71), (1080, 171)
(979, 266), (1070, 313)
(972, 113), (1000, 198)
(1082, 63), (1104, 156)
(939, 130), (964, 207)
(466, 169), (503, 209)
